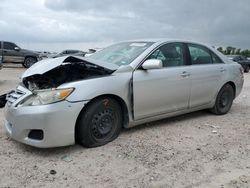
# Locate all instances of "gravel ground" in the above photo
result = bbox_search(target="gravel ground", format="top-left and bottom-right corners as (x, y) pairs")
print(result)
(0, 65), (249, 188)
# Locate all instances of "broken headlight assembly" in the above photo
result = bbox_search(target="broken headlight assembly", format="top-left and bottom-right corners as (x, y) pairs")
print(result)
(17, 88), (74, 107)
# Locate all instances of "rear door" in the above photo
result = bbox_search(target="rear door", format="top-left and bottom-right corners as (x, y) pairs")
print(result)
(2, 42), (24, 63)
(187, 43), (226, 108)
(133, 42), (191, 120)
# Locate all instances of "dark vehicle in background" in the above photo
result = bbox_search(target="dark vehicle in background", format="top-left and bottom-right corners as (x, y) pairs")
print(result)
(52, 50), (86, 58)
(85, 48), (102, 57)
(227, 55), (250, 73)
(0, 41), (40, 68)
(0, 54), (2, 69)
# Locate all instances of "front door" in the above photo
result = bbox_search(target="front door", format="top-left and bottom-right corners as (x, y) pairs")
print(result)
(133, 43), (191, 120)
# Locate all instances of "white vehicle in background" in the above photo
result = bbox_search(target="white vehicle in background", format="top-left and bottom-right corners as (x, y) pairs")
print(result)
(37, 51), (58, 59)
(52, 50), (86, 58)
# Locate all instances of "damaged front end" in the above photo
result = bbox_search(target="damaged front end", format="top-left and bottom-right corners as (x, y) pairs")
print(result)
(22, 56), (115, 91)
(0, 56), (115, 108)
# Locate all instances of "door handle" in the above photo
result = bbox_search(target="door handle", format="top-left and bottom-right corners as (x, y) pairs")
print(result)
(220, 67), (226, 72)
(181, 71), (190, 77)
(3, 50), (7, 53)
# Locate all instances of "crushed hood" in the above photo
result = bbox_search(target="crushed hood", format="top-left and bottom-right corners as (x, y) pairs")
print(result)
(21, 56), (116, 90)
(22, 56), (118, 78)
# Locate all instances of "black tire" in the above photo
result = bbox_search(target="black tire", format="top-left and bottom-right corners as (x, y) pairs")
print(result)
(22, 57), (37, 68)
(210, 84), (234, 115)
(0, 99), (6, 108)
(0, 94), (7, 108)
(244, 66), (250, 73)
(76, 97), (122, 148)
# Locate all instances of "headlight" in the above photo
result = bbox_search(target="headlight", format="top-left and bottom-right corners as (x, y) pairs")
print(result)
(18, 88), (74, 107)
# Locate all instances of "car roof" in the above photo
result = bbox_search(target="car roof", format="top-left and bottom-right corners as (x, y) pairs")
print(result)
(121, 38), (214, 48)
(0, 41), (16, 43)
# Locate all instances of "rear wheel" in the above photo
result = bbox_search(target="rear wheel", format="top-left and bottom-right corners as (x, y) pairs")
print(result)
(22, 57), (37, 68)
(76, 97), (122, 148)
(210, 84), (234, 115)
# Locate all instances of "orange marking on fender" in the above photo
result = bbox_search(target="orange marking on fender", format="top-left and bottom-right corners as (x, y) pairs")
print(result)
(103, 99), (109, 106)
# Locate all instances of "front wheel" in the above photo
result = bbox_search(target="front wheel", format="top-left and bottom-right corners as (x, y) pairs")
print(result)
(210, 84), (234, 115)
(22, 57), (37, 68)
(76, 97), (122, 148)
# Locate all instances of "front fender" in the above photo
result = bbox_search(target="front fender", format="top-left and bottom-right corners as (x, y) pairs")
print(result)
(59, 72), (132, 106)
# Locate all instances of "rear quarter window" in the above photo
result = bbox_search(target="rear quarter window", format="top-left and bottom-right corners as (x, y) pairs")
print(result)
(211, 51), (224, 64)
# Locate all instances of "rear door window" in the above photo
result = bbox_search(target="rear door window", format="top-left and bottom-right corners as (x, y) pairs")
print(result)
(188, 44), (213, 65)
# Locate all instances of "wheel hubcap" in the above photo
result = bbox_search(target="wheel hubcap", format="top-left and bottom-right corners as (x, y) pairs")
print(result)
(219, 91), (229, 108)
(25, 58), (35, 67)
(91, 109), (114, 139)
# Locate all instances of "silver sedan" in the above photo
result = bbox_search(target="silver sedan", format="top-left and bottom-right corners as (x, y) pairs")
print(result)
(4, 39), (244, 148)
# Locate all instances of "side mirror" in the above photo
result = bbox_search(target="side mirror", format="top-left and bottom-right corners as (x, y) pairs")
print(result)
(14, 47), (20, 51)
(142, 59), (163, 70)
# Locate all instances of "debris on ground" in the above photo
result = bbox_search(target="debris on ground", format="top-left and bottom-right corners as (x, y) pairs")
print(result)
(210, 125), (221, 129)
(212, 130), (218, 134)
(61, 155), (73, 162)
(50, 170), (57, 175)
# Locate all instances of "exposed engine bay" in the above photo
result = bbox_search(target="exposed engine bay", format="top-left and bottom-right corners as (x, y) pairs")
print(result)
(22, 56), (114, 90)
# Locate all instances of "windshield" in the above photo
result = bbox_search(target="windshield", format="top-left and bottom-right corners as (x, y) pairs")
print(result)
(87, 42), (154, 66)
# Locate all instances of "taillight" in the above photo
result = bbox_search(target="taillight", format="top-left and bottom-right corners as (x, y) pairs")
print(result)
(240, 67), (244, 75)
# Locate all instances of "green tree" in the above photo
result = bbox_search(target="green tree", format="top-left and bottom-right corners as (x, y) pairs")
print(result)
(215, 46), (250, 57)
(226, 46), (233, 55)
(241, 49), (250, 57)
(236, 48), (241, 55)
(231, 47), (236, 55)
(217, 47), (224, 53)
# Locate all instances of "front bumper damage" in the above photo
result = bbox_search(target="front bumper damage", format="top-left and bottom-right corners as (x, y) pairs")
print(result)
(2, 56), (114, 148)
(4, 85), (88, 148)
